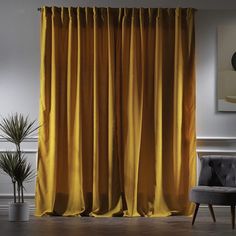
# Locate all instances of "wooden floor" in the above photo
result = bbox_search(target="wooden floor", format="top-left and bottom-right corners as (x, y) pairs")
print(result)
(0, 207), (235, 236)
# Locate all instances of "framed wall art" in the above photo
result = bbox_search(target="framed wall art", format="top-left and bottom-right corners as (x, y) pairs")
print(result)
(218, 26), (236, 111)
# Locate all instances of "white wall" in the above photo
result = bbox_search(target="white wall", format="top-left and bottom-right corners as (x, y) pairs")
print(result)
(1, 0), (236, 209)
(0, 1), (236, 121)
(1, 3), (236, 136)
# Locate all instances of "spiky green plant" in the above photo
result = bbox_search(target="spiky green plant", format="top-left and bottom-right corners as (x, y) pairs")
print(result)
(0, 152), (19, 203)
(13, 156), (35, 203)
(0, 113), (39, 203)
(0, 113), (38, 158)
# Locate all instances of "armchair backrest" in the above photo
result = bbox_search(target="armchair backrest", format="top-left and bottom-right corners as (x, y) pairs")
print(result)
(198, 155), (236, 187)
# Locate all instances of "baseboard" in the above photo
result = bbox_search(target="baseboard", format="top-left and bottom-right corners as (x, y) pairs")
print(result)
(0, 194), (35, 213)
(0, 206), (35, 213)
(199, 205), (228, 208)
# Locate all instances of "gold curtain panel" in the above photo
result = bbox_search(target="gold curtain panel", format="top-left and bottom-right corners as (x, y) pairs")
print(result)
(36, 6), (196, 217)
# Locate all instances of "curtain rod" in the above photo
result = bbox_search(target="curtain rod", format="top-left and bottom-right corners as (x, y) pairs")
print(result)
(37, 7), (197, 11)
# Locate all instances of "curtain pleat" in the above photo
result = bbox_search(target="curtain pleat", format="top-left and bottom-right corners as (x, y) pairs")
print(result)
(36, 7), (196, 217)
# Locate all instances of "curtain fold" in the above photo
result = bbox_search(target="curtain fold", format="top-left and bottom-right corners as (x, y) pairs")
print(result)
(36, 7), (196, 217)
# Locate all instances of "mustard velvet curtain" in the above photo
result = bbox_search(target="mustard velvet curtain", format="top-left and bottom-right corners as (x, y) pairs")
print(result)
(35, 7), (196, 217)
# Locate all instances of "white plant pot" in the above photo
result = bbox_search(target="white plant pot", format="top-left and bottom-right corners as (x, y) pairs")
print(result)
(8, 202), (29, 222)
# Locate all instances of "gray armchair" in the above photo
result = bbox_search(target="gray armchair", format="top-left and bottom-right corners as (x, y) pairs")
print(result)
(190, 155), (236, 229)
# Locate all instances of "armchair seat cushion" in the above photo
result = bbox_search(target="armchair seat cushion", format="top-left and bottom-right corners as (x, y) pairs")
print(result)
(190, 186), (236, 205)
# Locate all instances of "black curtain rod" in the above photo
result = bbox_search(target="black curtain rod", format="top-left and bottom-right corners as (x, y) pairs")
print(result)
(37, 7), (197, 12)
(37, 7), (198, 10)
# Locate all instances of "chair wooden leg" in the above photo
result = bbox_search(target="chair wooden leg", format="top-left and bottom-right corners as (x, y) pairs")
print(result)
(208, 204), (216, 222)
(231, 205), (235, 229)
(192, 203), (200, 225)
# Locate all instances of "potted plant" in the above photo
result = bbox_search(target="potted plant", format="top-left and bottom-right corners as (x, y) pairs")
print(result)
(0, 113), (38, 221)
